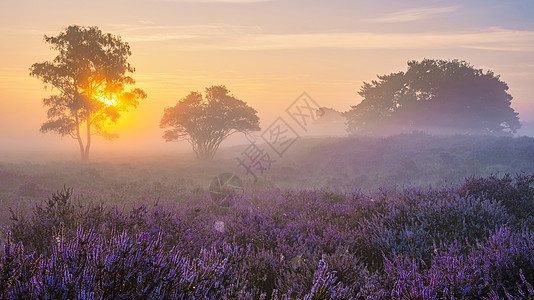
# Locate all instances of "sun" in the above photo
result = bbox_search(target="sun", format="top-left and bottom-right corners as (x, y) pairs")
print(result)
(98, 93), (119, 107)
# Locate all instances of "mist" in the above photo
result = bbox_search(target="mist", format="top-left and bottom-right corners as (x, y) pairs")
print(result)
(1, 0), (534, 298)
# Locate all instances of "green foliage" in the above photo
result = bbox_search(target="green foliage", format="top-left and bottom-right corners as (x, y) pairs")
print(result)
(346, 59), (521, 135)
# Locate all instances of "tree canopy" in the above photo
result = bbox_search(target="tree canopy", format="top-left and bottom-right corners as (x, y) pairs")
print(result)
(345, 59), (521, 135)
(160, 85), (260, 160)
(30, 25), (146, 160)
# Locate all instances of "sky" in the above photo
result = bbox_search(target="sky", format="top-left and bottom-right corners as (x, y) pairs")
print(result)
(1, 0), (533, 158)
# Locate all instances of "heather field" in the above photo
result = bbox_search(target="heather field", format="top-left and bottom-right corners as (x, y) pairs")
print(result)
(1, 134), (534, 299)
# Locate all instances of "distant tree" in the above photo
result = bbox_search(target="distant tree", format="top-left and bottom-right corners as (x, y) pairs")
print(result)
(160, 85), (260, 160)
(30, 25), (146, 160)
(309, 107), (347, 136)
(345, 59), (521, 135)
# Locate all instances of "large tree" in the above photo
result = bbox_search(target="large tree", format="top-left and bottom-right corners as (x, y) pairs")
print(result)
(30, 25), (146, 160)
(160, 85), (260, 160)
(345, 59), (521, 135)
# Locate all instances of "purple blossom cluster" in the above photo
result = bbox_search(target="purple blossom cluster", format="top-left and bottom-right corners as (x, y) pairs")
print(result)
(1, 174), (534, 299)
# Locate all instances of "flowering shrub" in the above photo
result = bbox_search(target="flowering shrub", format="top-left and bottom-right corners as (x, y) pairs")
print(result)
(459, 173), (534, 228)
(382, 228), (534, 299)
(361, 188), (509, 265)
(1, 174), (534, 298)
(9, 186), (106, 255)
(1, 229), (251, 299)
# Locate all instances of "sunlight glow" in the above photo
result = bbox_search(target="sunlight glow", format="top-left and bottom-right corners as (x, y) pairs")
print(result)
(98, 94), (119, 107)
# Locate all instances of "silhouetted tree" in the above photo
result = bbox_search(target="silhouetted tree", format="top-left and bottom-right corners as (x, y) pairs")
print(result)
(30, 25), (147, 160)
(160, 85), (260, 160)
(345, 59), (521, 135)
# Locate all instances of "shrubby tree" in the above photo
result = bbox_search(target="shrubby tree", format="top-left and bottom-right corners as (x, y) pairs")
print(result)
(30, 25), (146, 160)
(345, 59), (521, 135)
(160, 85), (260, 160)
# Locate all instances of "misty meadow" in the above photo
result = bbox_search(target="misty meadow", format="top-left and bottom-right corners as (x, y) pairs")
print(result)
(2, 1), (534, 299)
(2, 133), (534, 299)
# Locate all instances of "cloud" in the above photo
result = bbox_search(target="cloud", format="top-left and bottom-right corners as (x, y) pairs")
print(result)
(248, 28), (533, 52)
(109, 22), (534, 53)
(362, 6), (458, 23)
(150, 0), (271, 3)
(253, 29), (534, 52)
(108, 24), (250, 44)
(198, 0), (271, 2)
(112, 24), (262, 42)
(126, 33), (200, 42)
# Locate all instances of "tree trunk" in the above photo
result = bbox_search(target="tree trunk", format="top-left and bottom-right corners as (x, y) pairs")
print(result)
(196, 141), (219, 161)
(78, 138), (86, 161)
(75, 113), (86, 161)
(198, 150), (214, 161)
(84, 116), (92, 161)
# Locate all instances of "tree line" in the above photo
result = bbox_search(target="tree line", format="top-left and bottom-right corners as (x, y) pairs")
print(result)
(31, 25), (522, 161)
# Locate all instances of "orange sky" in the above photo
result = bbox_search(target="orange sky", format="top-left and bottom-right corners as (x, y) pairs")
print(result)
(1, 0), (533, 158)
